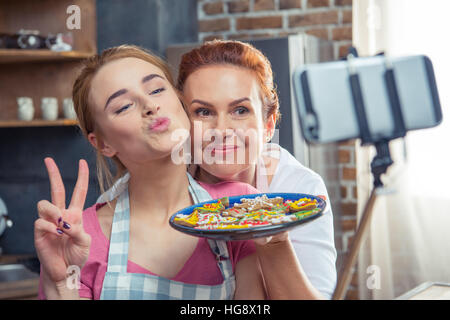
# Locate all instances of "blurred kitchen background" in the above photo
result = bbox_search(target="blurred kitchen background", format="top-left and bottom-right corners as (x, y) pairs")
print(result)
(1, 0), (449, 300)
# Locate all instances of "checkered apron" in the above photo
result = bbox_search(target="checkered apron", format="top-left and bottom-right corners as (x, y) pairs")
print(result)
(100, 173), (236, 300)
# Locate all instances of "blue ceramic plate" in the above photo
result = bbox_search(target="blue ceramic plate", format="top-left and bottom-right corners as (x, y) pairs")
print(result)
(169, 193), (326, 241)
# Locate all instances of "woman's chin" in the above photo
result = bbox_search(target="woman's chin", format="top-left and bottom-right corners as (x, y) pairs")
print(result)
(203, 164), (251, 182)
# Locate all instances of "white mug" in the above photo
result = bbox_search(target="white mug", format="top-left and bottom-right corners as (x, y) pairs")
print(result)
(63, 98), (77, 119)
(17, 97), (34, 121)
(41, 97), (58, 120)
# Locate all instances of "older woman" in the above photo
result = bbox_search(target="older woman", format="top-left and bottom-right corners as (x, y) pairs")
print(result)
(177, 40), (337, 299)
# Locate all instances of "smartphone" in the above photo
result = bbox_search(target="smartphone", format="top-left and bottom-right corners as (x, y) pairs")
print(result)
(292, 54), (443, 144)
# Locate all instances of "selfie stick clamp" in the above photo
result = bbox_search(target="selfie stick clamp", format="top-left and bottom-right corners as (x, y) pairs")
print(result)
(332, 48), (406, 300)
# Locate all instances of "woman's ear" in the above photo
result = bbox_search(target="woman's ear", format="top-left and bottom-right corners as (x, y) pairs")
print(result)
(265, 113), (277, 142)
(87, 132), (117, 158)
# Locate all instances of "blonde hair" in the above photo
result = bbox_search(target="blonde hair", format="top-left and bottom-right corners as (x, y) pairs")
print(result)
(72, 45), (176, 196)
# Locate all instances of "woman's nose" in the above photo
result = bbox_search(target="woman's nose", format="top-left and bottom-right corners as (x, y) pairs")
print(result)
(215, 114), (234, 132)
(142, 103), (160, 117)
(213, 114), (235, 142)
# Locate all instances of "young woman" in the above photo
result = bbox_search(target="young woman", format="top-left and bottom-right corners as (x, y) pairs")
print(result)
(34, 45), (266, 300)
(176, 40), (337, 299)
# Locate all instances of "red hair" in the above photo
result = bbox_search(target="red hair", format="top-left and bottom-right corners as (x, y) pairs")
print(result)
(176, 40), (280, 123)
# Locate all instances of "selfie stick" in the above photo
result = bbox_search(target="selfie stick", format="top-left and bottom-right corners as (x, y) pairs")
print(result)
(332, 48), (406, 300)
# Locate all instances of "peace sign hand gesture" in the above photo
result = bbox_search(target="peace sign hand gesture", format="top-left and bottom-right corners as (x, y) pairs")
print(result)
(34, 157), (91, 285)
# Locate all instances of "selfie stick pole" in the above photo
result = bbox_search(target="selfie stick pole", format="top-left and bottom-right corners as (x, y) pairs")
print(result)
(332, 49), (405, 300)
(332, 142), (392, 300)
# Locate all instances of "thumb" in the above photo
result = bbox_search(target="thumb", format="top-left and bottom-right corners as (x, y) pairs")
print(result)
(253, 236), (272, 246)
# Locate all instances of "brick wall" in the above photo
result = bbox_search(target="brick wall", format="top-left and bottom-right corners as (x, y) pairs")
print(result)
(197, 0), (352, 60)
(197, 0), (359, 300)
(337, 139), (358, 299)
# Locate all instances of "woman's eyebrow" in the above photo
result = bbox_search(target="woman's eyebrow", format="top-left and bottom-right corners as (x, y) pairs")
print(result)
(104, 89), (128, 110)
(142, 73), (164, 84)
(104, 74), (164, 110)
(190, 99), (213, 107)
(229, 97), (250, 106)
(190, 97), (250, 108)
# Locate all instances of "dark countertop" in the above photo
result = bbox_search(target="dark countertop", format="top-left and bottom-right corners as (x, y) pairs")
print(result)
(0, 254), (36, 264)
(0, 254), (40, 300)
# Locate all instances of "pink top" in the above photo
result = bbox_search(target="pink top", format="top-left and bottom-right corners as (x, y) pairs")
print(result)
(39, 180), (259, 300)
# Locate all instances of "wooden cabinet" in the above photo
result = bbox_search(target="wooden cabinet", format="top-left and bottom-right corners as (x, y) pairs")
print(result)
(0, 0), (96, 127)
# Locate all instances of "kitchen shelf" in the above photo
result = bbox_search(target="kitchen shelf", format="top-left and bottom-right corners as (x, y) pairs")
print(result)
(0, 119), (78, 128)
(0, 0), (96, 124)
(0, 49), (93, 64)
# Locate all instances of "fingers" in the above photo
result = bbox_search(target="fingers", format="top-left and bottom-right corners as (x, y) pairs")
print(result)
(35, 200), (91, 248)
(44, 157), (89, 213)
(34, 216), (91, 252)
(253, 236), (272, 246)
(58, 221), (91, 248)
(44, 157), (66, 210)
(37, 200), (62, 225)
(318, 195), (327, 201)
(34, 218), (63, 238)
(69, 159), (89, 212)
(253, 231), (289, 246)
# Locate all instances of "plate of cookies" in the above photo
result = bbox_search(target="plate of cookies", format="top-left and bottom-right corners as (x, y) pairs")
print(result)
(169, 193), (327, 240)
